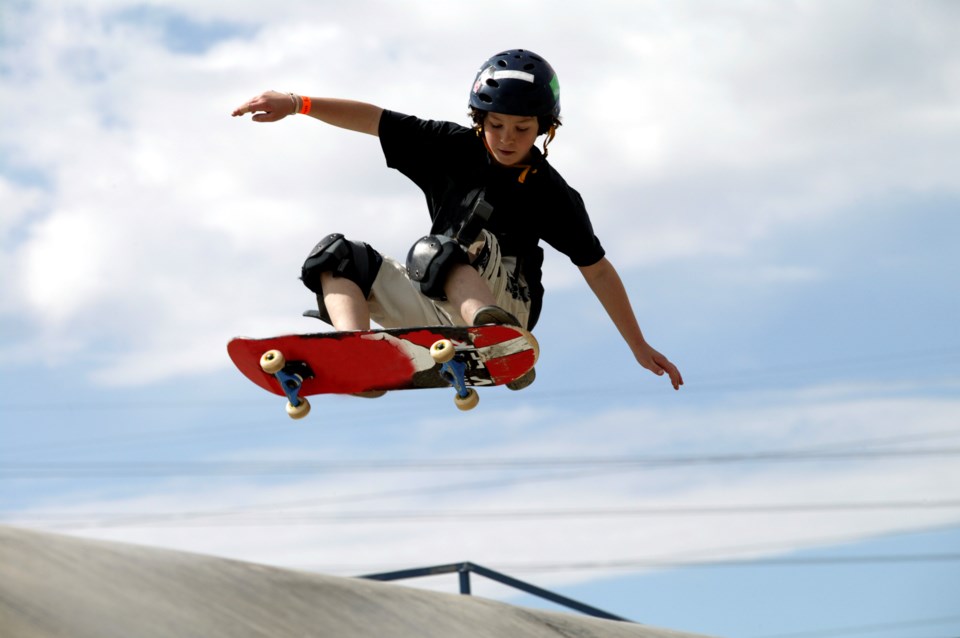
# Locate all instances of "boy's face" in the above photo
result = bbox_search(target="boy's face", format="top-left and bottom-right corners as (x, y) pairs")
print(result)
(483, 112), (539, 166)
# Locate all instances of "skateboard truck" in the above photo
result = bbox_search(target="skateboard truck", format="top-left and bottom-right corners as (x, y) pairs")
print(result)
(430, 339), (480, 411)
(259, 350), (314, 419)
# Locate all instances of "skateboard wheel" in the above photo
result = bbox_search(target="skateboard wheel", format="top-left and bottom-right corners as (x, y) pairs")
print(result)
(430, 339), (456, 364)
(286, 397), (311, 420)
(260, 350), (285, 375)
(454, 388), (479, 411)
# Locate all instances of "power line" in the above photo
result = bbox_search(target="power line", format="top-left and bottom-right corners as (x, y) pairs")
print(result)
(291, 522), (960, 580)
(7, 430), (956, 532)
(1, 346), (957, 413)
(304, 553), (960, 576)
(11, 499), (959, 528)
(4, 421), (959, 470)
(751, 613), (960, 638)
(3, 447), (959, 478)
(485, 554), (960, 572)
(688, 347), (960, 385)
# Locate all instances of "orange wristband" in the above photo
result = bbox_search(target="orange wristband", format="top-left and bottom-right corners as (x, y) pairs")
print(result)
(299, 96), (312, 115)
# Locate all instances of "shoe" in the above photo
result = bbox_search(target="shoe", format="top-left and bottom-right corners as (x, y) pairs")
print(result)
(471, 305), (521, 327)
(351, 390), (387, 399)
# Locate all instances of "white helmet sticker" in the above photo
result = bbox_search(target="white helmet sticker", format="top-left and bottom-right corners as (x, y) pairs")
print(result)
(473, 66), (536, 93)
(490, 69), (536, 83)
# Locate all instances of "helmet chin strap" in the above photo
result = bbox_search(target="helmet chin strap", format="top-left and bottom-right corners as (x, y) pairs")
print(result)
(541, 124), (556, 158)
(476, 124), (557, 184)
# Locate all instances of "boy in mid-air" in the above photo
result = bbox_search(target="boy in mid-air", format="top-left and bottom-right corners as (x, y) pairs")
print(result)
(233, 49), (683, 391)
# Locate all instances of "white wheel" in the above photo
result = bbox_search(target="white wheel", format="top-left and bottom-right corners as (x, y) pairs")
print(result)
(286, 397), (311, 420)
(430, 339), (456, 364)
(454, 388), (479, 411)
(260, 349), (285, 374)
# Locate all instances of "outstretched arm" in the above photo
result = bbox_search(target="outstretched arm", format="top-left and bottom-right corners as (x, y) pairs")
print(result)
(232, 90), (383, 136)
(579, 257), (683, 390)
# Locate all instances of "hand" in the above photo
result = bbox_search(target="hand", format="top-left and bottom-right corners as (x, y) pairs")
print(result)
(231, 90), (296, 122)
(637, 343), (684, 391)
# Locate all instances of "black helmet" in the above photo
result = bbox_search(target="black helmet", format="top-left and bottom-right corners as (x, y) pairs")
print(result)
(469, 49), (560, 118)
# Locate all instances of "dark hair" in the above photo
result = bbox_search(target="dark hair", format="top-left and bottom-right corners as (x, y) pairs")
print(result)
(468, 107), (562, 137)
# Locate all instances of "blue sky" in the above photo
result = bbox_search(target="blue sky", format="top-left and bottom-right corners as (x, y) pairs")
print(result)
(2, 2), (959, 637)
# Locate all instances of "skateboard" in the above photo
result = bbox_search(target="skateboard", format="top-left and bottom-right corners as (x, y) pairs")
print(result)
(227, 325), (539, 419)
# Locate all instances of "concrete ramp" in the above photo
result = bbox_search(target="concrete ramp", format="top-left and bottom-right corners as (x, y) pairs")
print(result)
(0, 526), (710, 638)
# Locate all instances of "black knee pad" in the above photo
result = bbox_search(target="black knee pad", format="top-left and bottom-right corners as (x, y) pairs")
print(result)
(301, 233), (383, 298)
(405, 234), (468, 300)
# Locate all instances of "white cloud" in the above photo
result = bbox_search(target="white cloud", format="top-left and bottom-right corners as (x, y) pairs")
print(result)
(0, 177), (44, 231)
(10, 383), (960, 595)
(1, 0), (958, 384)
(2, 9), (956, 632)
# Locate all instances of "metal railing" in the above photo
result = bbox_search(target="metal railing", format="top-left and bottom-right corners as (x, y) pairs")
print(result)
(360, 561), (631, 622)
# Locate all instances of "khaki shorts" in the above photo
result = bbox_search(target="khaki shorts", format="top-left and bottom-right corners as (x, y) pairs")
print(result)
(367, 231), (532, 329)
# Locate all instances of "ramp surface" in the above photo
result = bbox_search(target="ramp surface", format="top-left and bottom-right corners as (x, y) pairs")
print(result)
(0, 526), (711, 638)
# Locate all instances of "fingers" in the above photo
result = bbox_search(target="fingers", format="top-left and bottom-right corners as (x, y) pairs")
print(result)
(646, 351), (683, 390)
(653, 363), (682, 390)
(231, 97), (257, 117)
(232, 102), (254, 117)
(667, 365), (684, 390)
(232, 98), (267, 118)
(231, 92), (282, 119)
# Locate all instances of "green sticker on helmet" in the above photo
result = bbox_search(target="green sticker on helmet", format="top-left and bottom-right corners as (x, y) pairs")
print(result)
(549, 74), (560, 100)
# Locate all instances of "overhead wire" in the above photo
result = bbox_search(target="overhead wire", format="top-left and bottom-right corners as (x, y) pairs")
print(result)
(6, 428), (956, 526)
(11, 498), (960, 529)
(1, 345), (957, 413)
(1, 346), (957, 462)
(3, 446), (959, 479)
(472, 553), (960, 572)
(302, 539), (960, 576)
(750, 613), (960, 638)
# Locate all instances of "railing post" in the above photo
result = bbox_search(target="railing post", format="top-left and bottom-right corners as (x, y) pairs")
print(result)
(458, 564), (472, 595)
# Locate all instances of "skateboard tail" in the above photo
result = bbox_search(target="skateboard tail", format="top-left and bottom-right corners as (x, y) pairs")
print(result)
(228, 335), (419, 396)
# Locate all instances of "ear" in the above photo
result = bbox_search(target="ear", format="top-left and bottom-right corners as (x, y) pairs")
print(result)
(469, 107), (487, 133)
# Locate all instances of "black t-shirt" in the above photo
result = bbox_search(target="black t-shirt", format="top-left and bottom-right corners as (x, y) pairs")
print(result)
(378, 110), (605, 324)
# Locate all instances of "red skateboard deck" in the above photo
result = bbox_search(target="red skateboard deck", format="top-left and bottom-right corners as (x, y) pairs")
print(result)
(227, 325), (538, 418)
